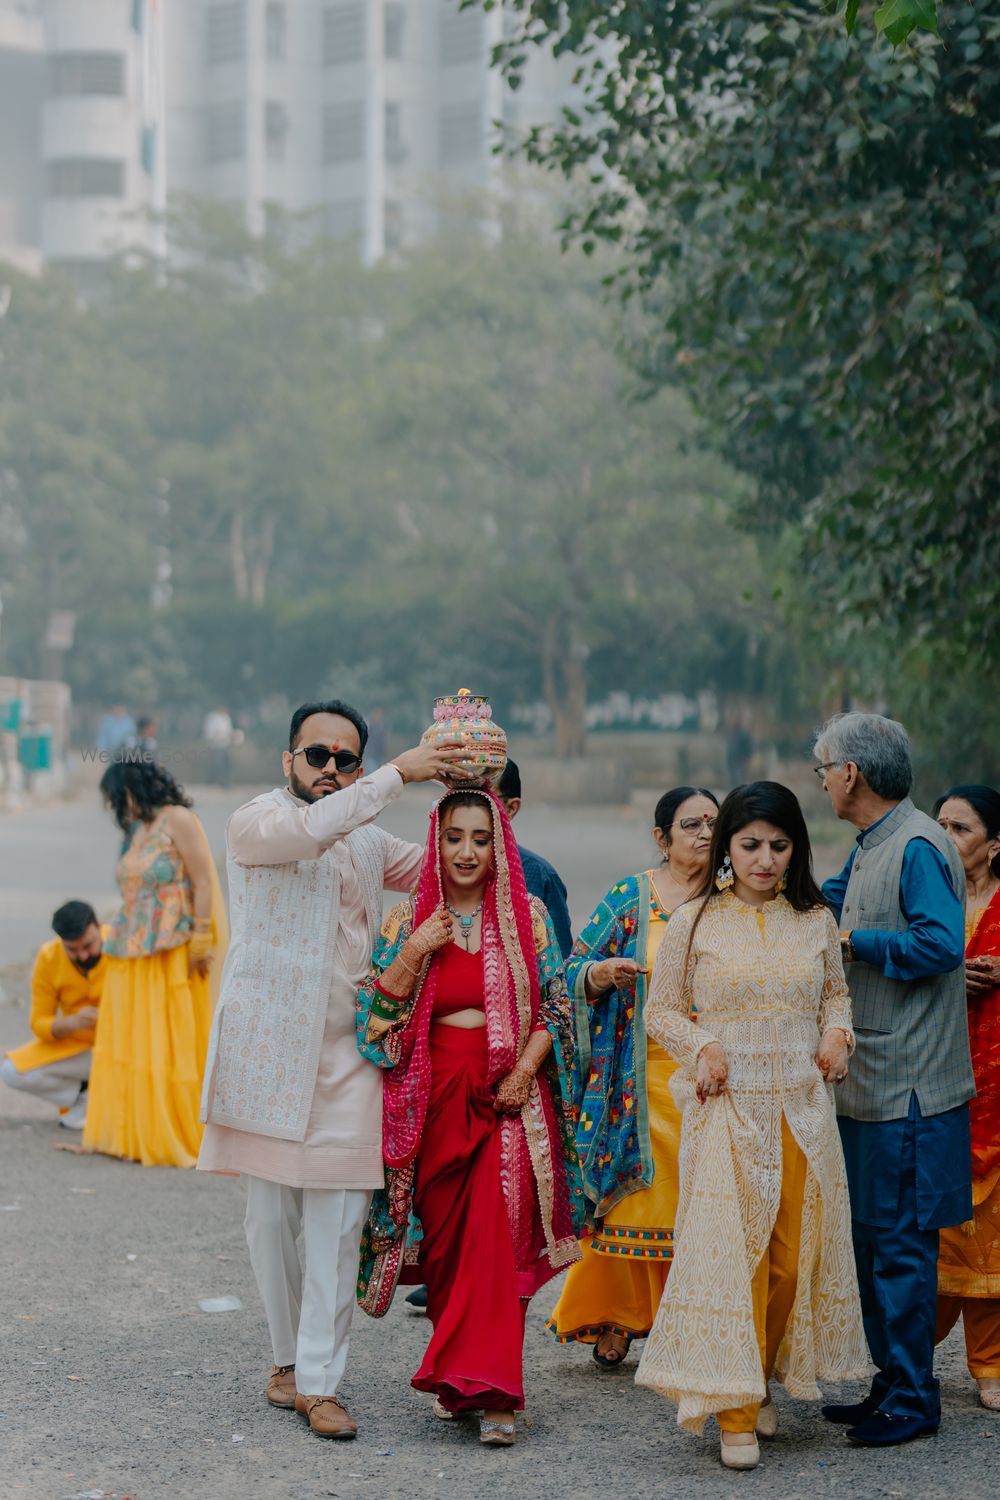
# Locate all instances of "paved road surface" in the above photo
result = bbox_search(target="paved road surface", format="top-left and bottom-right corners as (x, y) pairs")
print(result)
(4, 785), (989, 1500)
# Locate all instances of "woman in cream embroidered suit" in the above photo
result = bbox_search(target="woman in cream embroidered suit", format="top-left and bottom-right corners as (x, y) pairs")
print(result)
(636, 782), (868, 1470)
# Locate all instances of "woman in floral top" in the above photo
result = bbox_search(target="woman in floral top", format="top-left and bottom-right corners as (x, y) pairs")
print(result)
(83, 760), (227, 1167)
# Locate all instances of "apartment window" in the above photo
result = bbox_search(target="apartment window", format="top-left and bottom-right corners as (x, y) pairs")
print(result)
(439, 4), (482, 66)
(46, 158), (125, 197)
(384, 198), (403, 252)
(384, 101), (405, 165)
(439, 103), (481, 165)
(323, 101), (365, 164)
(384, 2), (405, 59)
(323, 198), (365, 244)
(48, 53), (125, 97)
(265, 2), (286, 61)
(323, 3), (366, 66)
(206, 2), (246, 66)
(205, 102), (245, 163)
(265, 100), (288, 161)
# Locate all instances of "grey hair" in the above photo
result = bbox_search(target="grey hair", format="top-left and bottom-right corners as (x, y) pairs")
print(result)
(813, 712), (913, 801)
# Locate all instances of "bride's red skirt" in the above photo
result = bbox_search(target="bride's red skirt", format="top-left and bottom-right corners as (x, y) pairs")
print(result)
(410, 1023), (530, 1413)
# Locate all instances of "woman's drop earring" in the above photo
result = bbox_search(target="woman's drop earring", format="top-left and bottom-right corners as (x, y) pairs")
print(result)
(775, 872), (787, 895)
(715, 854), (734, 891)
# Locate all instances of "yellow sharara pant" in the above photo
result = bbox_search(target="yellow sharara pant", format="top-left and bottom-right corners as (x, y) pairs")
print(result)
(717, 1115), (807, 1434)
(936, 1296), (1000, 1379)
(548, 1039), (680, 1342)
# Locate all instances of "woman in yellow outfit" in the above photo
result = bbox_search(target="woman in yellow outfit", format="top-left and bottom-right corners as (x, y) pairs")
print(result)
(83, 760), (227, 1168)
(547, 787), (718, 1366)
(637, 782), (867, 1470)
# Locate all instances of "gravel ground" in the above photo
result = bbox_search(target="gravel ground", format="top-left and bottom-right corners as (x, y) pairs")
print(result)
(2, 1008), (995, 1500)
(2, 790), (996, 1499)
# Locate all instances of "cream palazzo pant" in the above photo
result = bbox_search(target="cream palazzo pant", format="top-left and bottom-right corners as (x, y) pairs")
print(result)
(244, 1176), (372, 1398)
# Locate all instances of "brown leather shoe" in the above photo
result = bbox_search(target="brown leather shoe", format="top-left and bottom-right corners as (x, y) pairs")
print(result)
(266, 1363), (297, 1409)
(294, 1392), (358, 1439)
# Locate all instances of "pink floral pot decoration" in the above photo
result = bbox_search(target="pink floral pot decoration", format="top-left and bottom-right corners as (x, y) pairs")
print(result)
(421, 688), (507, 790)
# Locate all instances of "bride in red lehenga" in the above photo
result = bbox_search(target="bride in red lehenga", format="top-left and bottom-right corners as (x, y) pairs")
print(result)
(355, 788), (585, 1446)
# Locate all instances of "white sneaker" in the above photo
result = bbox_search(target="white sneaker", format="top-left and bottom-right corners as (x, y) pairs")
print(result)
(60, 1093), (88, 1129)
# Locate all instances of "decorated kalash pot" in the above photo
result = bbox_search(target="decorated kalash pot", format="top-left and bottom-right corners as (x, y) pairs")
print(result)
(421, 688), (507, 790)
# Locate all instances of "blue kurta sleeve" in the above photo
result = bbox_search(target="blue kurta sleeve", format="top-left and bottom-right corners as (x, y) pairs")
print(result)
(540, 867), (573, 959)
(519, 845), (574, 959)
(822, 846), (857, 925)
(849, 838), (966, 980)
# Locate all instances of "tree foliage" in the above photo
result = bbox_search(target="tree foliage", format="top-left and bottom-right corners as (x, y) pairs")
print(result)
(480, 0), (1000, 762)
(0, 205), (780, 754)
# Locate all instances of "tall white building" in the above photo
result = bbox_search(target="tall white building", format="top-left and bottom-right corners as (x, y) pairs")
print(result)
(0, 0), (587, 276)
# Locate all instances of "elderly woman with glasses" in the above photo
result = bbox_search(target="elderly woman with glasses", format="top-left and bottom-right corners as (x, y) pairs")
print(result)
(547, 786), (719, 1367)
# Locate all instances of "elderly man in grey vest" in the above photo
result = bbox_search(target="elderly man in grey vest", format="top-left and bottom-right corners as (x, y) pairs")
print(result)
(815, 712), (973, 1447)
(197, 698), (467, 1440)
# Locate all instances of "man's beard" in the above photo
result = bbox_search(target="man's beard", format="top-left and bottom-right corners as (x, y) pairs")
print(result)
(288, 769), (337, 804)
(74, 952), (102, 972)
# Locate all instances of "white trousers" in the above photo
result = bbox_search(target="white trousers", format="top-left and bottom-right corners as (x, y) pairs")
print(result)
(243, 1176), (371, 1398)
(0, 1052), (90, 1110)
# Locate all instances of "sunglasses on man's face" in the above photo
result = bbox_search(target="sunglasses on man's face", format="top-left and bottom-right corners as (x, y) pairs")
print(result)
(291, 744), (362, 774)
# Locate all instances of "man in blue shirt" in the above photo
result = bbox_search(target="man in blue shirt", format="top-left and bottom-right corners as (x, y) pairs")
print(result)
(496, 758), (574, 959)
(815, 712), (973, 1447)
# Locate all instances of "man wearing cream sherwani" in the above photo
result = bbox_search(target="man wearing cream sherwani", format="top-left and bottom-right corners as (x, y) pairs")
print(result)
(198, 698), (465, 1440)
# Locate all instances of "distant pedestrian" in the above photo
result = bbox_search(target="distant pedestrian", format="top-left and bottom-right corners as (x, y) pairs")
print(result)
(548, 786), (718, 1368)
(203, 706), (235, 786)
(95, 704), (135, 757)
(1, 901), (107, 1130)
(933, 785), (1000, 1412)
(366, 707), (387, 772)
(817, 713), (973, 1447)
(131, 715), (159, 759)
(84, 761), (227, 1167)
(724, 713), (754, 787)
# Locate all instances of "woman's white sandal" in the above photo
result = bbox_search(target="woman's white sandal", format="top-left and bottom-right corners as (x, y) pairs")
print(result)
(480, 1417), (515, 1446)
(755, 1393), (779, 1438)
(720, 1433), (760, 1470)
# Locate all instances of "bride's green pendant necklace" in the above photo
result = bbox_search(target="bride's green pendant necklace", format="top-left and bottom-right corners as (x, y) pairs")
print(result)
(446, 900), (483, 950)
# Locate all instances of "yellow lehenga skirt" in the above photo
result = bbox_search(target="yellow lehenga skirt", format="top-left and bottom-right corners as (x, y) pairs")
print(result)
(547, 1038), (683, 1342)
(84, 862), (227, 1170)
(82, 945), (214, 1168)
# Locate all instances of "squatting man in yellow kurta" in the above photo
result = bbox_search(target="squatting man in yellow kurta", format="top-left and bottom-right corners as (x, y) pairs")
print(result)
(1, 900), (107, 1129)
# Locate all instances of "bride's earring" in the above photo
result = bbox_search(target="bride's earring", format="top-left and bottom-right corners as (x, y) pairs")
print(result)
(715, 854), (734, 891)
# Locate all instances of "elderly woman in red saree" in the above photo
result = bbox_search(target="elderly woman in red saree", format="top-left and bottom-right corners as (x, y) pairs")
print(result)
(934, 785), (1000, 1409)
(356, 789), (585, 1446)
